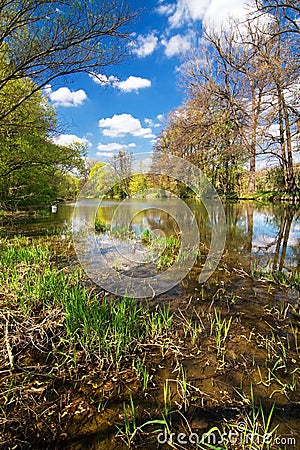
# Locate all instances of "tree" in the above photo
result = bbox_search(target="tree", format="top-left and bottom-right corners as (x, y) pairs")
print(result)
(154, 91), (245, 197)
(182, 11), (300, 195)
(182, 20), (275, 194)
(85, 161), (112, 197)
(129, 174), (148, 195)
(110, 150), (133, 197)
(254, 0), (300, 36)
(0, 0), (136, 123)
(263, 28), (300, 194)
(0, 77), (85, 207)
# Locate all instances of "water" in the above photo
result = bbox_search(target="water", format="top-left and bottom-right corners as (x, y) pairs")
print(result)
(2, 200), (299, 276)
(2, 200), (300, 449)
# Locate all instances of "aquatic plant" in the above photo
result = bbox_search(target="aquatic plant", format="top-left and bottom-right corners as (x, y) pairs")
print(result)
(209, 308), (232, 369)
(94, 219), (108, 232)
(117, 393), (167, 447)
(1, 236), (299, 449)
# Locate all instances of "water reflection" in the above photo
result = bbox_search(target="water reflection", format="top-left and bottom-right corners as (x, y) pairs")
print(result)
(1, 200), (300, 275)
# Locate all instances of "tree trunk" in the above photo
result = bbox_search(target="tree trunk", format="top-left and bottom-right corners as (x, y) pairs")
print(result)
(277, 84), (289, 191)
(282, 96), (295, 195)
(248, 151), (256, 195)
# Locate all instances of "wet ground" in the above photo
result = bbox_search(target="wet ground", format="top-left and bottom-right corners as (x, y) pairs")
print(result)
(0, 200), (300, 449)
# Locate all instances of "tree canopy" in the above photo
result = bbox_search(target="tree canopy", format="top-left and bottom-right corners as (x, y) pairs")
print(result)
(156, 3), (300, 198)
(0, 0), (136, 122)
(0, 76), (86, 207)
(0, 0), (137, 208)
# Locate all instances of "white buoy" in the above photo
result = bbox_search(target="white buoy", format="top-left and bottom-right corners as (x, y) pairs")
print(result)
(51, 205), (57, 213)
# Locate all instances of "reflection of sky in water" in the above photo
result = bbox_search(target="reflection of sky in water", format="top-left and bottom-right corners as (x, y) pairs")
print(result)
(251, 212), (299, 256)
(72, 202), (299, 271)
(4, 200), (298, 272)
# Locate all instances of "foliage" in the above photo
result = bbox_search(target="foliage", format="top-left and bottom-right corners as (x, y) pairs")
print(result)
(0, 0), (137, 207)
(0, 0), (136, 122)
(155, 5), (300, 198)
(85, 161), (111, 197)
(0, 77), (85, 208)
(256, 167), (286, 193)
(130, 174), (148, 195)
(154, 94), (246, 197)
(109, 150), (133, 197)
(94, 219), (108, 233)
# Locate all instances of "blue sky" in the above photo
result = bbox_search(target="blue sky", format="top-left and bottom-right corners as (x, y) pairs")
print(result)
(45, 0), (253, 162)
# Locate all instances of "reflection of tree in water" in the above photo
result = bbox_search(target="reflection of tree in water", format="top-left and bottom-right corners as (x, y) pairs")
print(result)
(141, 209), (179, 236)
(224, 203), (249, 269)
(226, 202), (247, 250)
(278, 208), (300, 272)
(215, 202), (299, 273)
(272, 208), (294, 272)
(96, 205), (115, 226)
(244, 204), (298, 272)
(243, 202), (254, 271)
(92, 200), (300, 273)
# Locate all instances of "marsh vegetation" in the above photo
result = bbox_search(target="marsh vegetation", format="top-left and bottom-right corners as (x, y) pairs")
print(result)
(0, 200), (299, 449)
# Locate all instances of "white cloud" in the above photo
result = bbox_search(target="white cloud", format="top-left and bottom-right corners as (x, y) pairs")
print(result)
(158, 0), (251, 31)
(46, 86), (87, 107)
(156, 3), (176, 16)
(89, 73), (118, 86)
(131, 32), (159, 57)
(97, 142), (137, 152)
(99, 114), (155, 139)
(96, 142), (136, 158)
(156, 0), (208, 27)
(52, 134), (91, 147)
(145, 118), (161, 128)
(162, 33), (193, 57)
(117, 76), (151, 93)
(96, 151), (115, 158)
(169, 0), (209, 27)
(157, 114), (165, 122)
(97, 142), (128, 152)
(266, 124), (280, 138)
(90, 73), (151, 93)
(203, 0), (250, 31)
(43, 84), (52, 96)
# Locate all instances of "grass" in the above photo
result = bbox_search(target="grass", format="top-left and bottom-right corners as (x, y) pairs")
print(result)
(0, 236), (176, 368)
(94, 219), (108, 232)
(196, 388), (278, 449)
(1, 236), (299, 449)
(251, 267), (300, 291)
(133, 357), (151, 391)
(209, 308), (232, 369)
(163, 379), (172, 418)
(0, 236), (178, 447)
(117, 393), (167, 448)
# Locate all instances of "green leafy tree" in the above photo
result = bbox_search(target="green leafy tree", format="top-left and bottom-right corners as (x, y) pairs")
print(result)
(86, 162), (113, 197)
(0, 78), (85, 207)
(130, 174), (148, 195)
